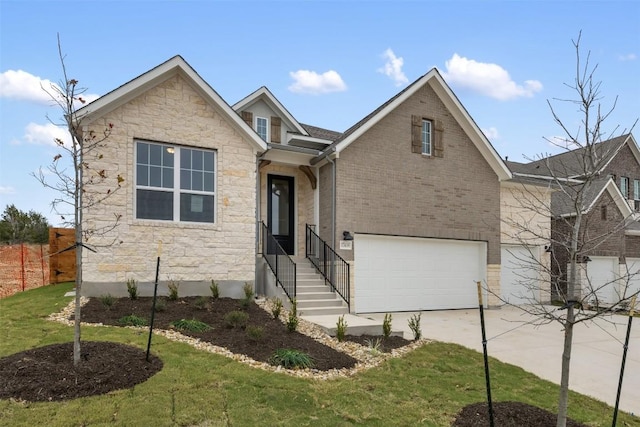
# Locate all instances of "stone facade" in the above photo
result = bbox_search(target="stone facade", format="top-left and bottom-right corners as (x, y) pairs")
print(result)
(81, 75), (258, 296)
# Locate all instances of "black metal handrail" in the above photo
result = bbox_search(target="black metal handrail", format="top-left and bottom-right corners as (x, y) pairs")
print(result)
(305, 224), (350, 311)
(261, 222), (296, 302)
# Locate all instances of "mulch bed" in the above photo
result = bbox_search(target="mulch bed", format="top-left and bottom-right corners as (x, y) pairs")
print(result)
(0, 341), (162, 402)
(452, 401), (590, 427)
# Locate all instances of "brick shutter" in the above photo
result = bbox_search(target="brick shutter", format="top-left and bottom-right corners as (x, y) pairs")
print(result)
(241, 111), (253, 127)
(411, 115), (422, 153)
(434, 119), (444, 158)
(271, 116), (281, 143)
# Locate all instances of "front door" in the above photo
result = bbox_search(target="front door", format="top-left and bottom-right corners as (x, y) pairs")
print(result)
(267, 175), (295, 255)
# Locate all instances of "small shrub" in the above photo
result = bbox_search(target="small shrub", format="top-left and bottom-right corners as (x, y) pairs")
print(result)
(240, 297), (251, 310)
(382, 313), (392, 338)
(118, 314), (148, 327)
(210, 280), (220, 299)
(286, 299), (299, 332)
(224, 310), (249, 329)
(365, 337), (383, 356)
(270, 297), (283, 319)
(154, 298), (167, 312)
(126, 278), (138, 300)
(335, 315), (347, 342)
(408, 313), (422, 341)
(168, 281), (179, 300)
(99, 294), (116, 310)
(246, 325), (264, 342)
(170, 318), (211, 333)
(269, 349), (314, 369)
(243, 282), (255, 300)
(194, 296), (208, 310)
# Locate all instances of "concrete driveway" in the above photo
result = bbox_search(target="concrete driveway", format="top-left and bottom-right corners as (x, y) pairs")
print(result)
(365, 306), (640, 416)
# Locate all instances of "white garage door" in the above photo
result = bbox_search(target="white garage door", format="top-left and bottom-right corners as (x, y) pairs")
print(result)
(500, 245), (540, 305)
(354, 234), (486, 313)
(622, 258), (640, 301)
(587, 257), (619, 305)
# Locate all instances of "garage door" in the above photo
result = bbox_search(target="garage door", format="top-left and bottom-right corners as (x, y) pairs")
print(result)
(500, 245), (540, 305)
(354, 234), (486, 313)
(587, 257), (619, 305)
(622, 258), (640, 301)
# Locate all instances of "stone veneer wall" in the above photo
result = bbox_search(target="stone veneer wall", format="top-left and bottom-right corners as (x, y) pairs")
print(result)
(80, 74), (258, 296)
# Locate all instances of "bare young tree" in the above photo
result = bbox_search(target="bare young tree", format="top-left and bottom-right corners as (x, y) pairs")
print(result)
(499, 32), (638, 427)
(33, 35), (123, 367)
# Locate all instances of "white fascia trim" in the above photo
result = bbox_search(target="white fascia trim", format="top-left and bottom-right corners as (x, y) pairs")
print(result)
(232, 86), (308, 136)
(75, 56), (268, 153)
(513, 173), (584, 183)
(262, 148), (318, 166)
(584, 178), (634, 217)
(333, 69), (512, 181)
(286, 133), (332, 145)
(625, 228), (640, 236)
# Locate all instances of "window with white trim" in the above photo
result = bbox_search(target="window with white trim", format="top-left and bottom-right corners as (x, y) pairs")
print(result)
(256, 117), (268, 141)
(421, 119), (432, 155)
(136, 141), (216, 223)
(621, 176), (629, 199)
(634, 179), (640, 200)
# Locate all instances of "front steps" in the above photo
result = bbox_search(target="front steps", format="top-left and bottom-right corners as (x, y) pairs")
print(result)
(293, 258), (349, 317)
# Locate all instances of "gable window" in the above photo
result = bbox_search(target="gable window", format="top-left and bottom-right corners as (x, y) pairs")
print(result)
(421, 119), (432, 156)
(256, 117), (268, 141)
(634, 179), (640, 200)
(601, 205), (607, 220)
(411, 115), (444, 157)
(620, 176), (629, 198)
(136, 141), (215, 223)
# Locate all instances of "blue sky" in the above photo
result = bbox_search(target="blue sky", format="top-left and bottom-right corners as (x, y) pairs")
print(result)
(1, 0), (639, 226)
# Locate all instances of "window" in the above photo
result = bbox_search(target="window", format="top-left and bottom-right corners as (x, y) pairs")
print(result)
(421, 119), (432, 155)
(601, 205), (607, 220)
(634, 179), (640, 200)
(620, 176), (629, 198)
(136, 141), (215, 223)
(256, 117), (268, 141)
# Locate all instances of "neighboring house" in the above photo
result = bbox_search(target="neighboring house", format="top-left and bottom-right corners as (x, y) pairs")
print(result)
(76, 55), (515, 313)
(507, 134), (640, 306)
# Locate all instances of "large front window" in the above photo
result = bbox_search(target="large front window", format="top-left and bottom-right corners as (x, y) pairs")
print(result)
(136, 141), (215, 223)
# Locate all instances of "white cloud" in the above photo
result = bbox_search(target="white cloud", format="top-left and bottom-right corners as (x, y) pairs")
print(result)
(21, 122), (71, 147)
(482, 127), (499, 140)
(0, 69), (60, 104)
(288, 70), (347, 94)
(0, 186), (16, 195)
(0, 69), (100, 106)
(619, 53), (637, 61)
(378, 48), (409, 86)
(443, 54), (543, 100)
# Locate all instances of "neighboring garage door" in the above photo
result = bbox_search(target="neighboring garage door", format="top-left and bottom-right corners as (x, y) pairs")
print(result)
(354, 234), (486, 313)
(587, 257), (619, 305)
(500, 245), (540, 305)
(623, 258), (640, 301)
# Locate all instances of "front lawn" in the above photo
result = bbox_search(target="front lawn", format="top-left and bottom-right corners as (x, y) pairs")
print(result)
(0, 283), (637, 426)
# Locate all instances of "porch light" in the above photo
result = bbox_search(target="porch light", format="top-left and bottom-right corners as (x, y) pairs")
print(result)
(582, 256), (592, 263)
(545, 245), (553, 253)
(342, 231), (353, 241)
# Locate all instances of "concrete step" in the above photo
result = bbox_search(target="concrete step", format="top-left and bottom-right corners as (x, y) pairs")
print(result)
(297, 298), (344, 309)
(298, 306), (349, 316)
(297, 284), (331, 293)
(296, 291), (338, 301)
(300, 313), (404, 337)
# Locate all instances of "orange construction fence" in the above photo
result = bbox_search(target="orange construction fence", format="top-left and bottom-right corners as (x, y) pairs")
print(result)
(0, 244), (50, 299)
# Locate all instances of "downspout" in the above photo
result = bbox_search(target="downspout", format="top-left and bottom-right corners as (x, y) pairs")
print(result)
(325, 152), (337, 285)
(255, 151), (265, 295)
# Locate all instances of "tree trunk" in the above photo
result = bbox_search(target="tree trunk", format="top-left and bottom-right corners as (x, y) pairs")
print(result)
(73, 139), (83, 367)
(556, 307), (574, 427)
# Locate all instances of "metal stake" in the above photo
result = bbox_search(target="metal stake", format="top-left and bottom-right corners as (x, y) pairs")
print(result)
(477, 281), (495, 427)
(612, 295), (636, 426)
(146, 241), (162, 362)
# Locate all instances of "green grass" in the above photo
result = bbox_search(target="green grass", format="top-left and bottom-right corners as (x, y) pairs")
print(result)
(1, 283), (638, 426)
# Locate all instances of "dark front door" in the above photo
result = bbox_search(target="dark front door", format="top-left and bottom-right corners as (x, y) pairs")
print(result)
(267, 175), (295, 255)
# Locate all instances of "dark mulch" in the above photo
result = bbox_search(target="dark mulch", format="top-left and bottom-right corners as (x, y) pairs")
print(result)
(0, 341), (162, 402)
(79, 296), (362, 371)
(452, 401), (590, 427)
(342, 334), (412, 352)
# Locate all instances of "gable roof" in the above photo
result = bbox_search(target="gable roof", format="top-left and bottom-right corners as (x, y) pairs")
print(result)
(232, 86), (308, 136)
(522, 134), (638, 179)
(75, 56), (267, 153)
(552, 176), (633, 218)
(311, 68), (512, 181)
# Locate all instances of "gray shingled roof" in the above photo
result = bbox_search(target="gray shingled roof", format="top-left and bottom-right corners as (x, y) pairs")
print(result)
(551, 176), (612, 216)
(523, 135), (629, 178)
(299, 123), (342, 141)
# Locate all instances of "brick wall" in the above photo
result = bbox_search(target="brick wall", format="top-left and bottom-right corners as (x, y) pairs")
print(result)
(602, 144), (640, 200)
(80, 74), (258, 292)
(333, 82), (501, 264)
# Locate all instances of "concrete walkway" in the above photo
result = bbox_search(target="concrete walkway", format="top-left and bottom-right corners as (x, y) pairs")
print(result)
(364, 306), (639, 416)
